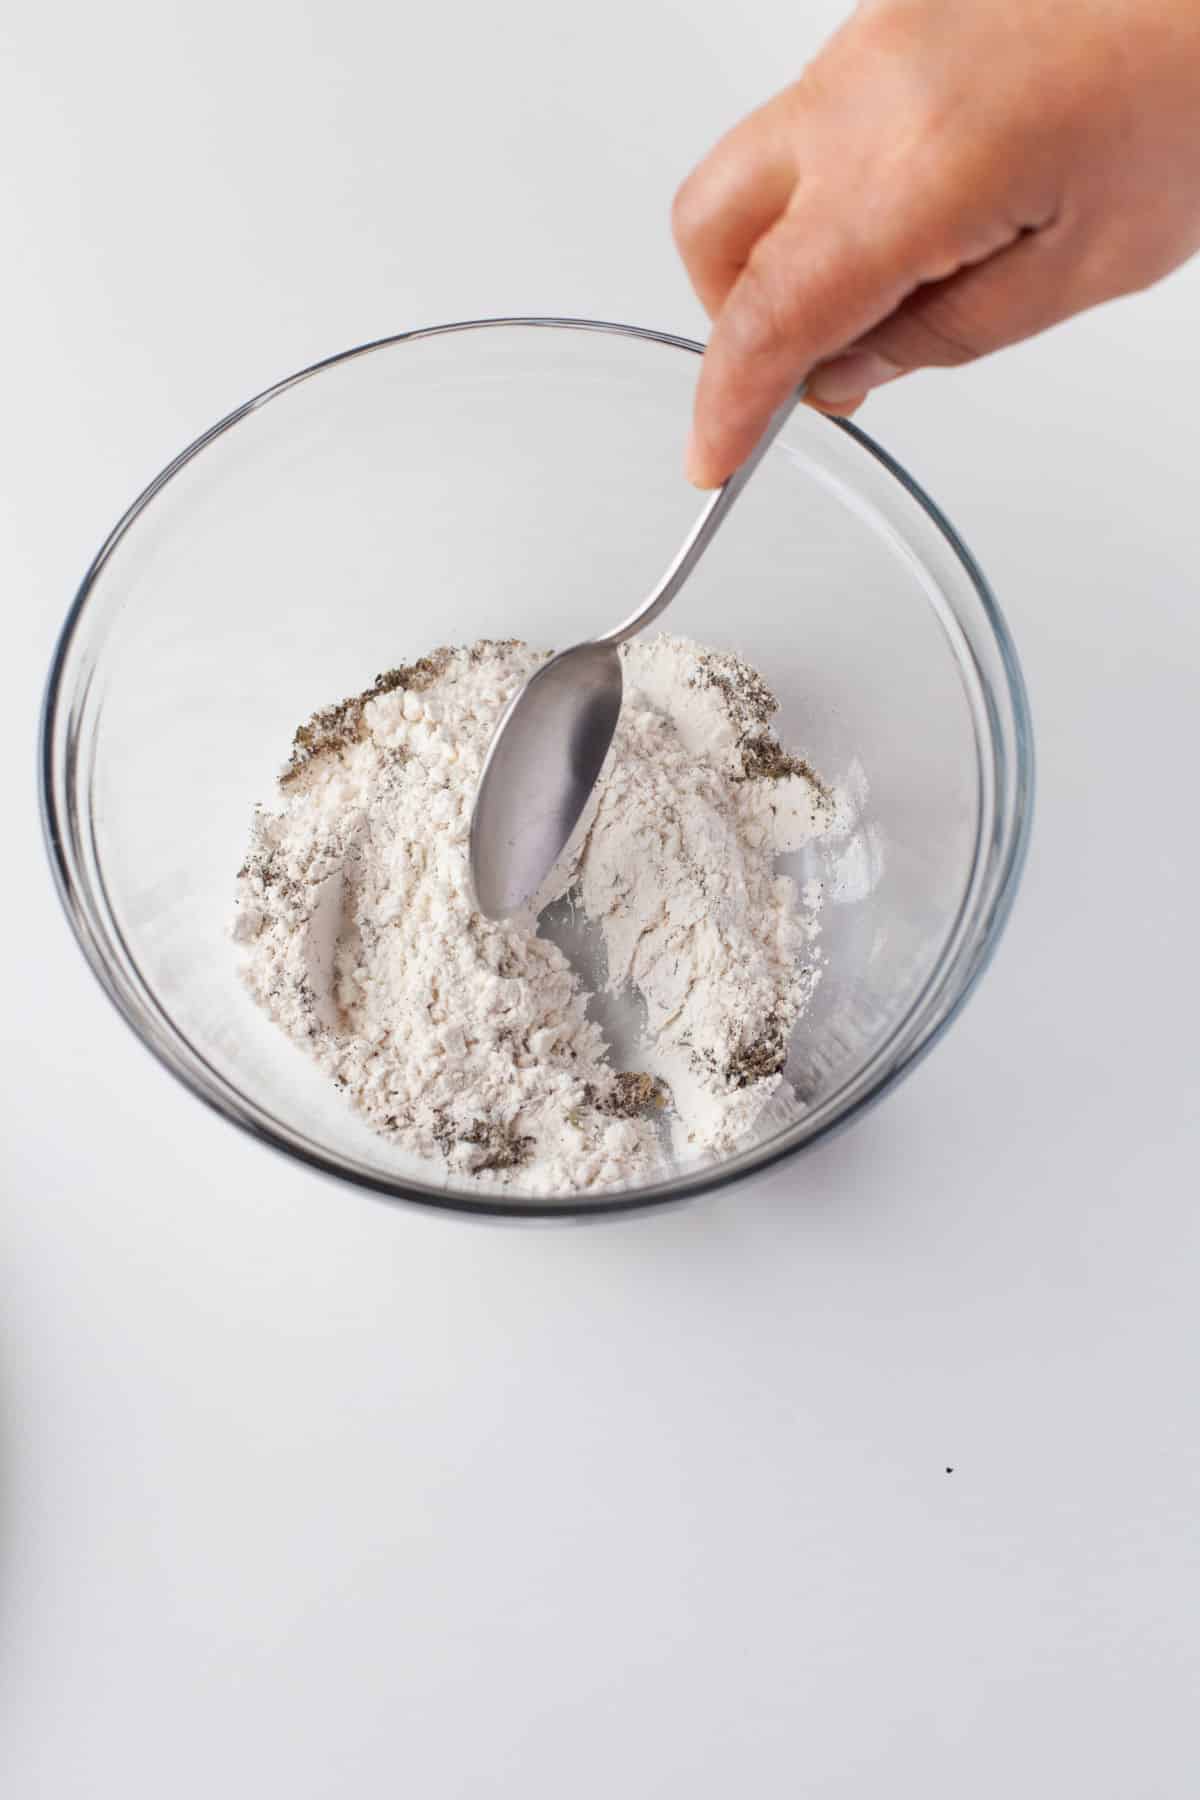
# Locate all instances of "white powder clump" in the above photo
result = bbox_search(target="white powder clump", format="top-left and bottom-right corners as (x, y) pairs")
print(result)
(233, 635), (833, 1195)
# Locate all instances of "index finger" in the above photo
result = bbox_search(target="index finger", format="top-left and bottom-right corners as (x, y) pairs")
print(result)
(686, 203), (918, 487)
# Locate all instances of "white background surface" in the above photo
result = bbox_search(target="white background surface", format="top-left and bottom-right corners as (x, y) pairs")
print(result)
(3, 2), (1198, 1793)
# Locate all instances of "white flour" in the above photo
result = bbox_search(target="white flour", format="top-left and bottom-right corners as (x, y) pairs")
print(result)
(233, 635), (834, 1195)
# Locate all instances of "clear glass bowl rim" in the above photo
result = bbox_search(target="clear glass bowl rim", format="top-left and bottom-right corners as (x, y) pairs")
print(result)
(40, 316), (1035, 1221)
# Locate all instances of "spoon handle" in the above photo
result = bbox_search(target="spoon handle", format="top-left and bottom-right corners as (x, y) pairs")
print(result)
(595, 383), (805, 649)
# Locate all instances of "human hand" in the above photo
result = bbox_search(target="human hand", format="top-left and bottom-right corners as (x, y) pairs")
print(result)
(673, 0), (1200, 485)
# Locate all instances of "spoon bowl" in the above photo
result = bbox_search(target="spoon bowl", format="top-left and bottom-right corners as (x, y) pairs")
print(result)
(469, 642), (623, 919)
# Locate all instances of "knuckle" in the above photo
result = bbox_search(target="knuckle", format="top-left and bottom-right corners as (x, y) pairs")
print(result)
(1079, 217), (1189, 303)
(670, 167), (713, 253)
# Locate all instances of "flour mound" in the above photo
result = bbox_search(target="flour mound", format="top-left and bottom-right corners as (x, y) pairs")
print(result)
(233, 636), (832, 1195)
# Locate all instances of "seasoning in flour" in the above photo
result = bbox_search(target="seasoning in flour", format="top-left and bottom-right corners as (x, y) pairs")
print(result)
(232, 635), (835, 1195)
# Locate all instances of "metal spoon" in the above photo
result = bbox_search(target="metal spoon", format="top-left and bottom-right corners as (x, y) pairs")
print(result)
(468, 388), (802, 920)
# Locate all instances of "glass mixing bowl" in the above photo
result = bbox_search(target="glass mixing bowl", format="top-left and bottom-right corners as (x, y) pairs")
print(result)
(41, 318), (1033, 1217)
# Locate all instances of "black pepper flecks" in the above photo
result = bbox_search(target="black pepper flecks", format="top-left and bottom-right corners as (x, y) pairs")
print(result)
(690, 646), (832, 798)
(279, 647), (455, 786)
(691, 647), (778, 729)
(587, 1071), (670, 1117)
(739, 731), (828, 793)
(723, 1007), (791, 1088)
(460, 1117), (535, 1172)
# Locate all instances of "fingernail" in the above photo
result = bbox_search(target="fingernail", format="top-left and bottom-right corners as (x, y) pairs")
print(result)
(808, 349), (902, 408)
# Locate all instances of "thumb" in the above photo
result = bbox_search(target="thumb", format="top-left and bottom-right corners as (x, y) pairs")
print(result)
(806, 218), (1089, 412)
